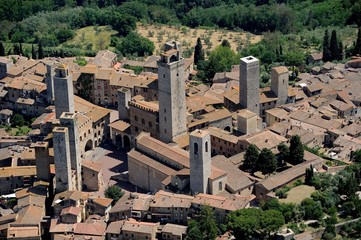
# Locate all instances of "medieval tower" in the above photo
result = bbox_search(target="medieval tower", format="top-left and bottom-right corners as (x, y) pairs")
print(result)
(190, 129), (211, 194)
(53, 126), (74, 193)
(33, 141), (51, 182)
(271, 66), (289, 106)
(59, 112), (82, 190)
(157, 41), (187, 143)
(54, 64), (75, 119)
(45, 60), (57, 104)
(118, 88), (131, 121)
(239, 56), (260, 116)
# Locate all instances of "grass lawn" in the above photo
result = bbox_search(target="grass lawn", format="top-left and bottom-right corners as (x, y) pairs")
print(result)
(62, 25), (117, 51)
(7, 126), (31, 136)
(280, 185), (316, 204)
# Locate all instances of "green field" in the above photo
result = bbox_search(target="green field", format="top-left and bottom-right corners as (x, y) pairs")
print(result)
(62, 26), (117, 52)
(280, 185), (316, 204)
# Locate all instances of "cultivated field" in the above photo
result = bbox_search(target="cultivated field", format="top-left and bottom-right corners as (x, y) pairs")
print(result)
(63, 26), (117, 51)
(136, 23), (262, 56)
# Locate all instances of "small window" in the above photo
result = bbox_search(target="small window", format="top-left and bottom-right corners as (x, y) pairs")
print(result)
(219, 181), (222, 191)
(205, 141), (208, 152)
(149, 121), (152, 127)
(142, 118), (145, 124)
(135, 116), (138, 121)
(135, 127), (138, 132)
(194, 142), (198, 155)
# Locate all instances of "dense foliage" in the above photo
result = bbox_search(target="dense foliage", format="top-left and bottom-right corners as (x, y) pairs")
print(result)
(187, 206), (218, 240)
(104, 185), (124, 206)
(116, 32), (155, 57)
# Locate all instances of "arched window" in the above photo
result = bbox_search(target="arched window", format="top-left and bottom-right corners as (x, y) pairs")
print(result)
(219, 182), (222, 191)
(205, 141), (208, 152)
(194, 142), (198, 155)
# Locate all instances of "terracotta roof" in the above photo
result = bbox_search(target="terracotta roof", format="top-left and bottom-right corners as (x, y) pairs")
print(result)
(150, 190), (194, 208)
(256, 156), (324, 191)
(212, 155), (253, 192)
(122, 220), (159, 234)
(208, 127), (239, 144)
(192, 193), (254, 211)
(260, 88), (278, 104)
(128, 149), (175, 175)
(136, 133), (190, 168)
(209, 166), (227, 180)
(60, 206), (81, 216)
(0, 166), (36, 178)
(108, 120), (130, 132)
(105, 220), (124, 234)
(162, 223), (187, 236)
(241, 130), (287, 150)
(91, 197), (112, 207)
(6, 76), (46, 93)
(82, 159), (102, 173)
(74, 221), (106, 236)
(272, 66), (288, 75)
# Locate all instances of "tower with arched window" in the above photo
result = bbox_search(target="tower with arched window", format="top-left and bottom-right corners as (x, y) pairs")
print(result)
(190, 129), (211, 194)
(157, 41), (187, 143)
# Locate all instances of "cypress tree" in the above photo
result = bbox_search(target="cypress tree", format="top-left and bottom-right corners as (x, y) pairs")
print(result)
(289, 135), (304, 165)
(7, 48), (12, 55)
(338, 41), (343, 61)
(322, 30), (331, 62)
(13, 44), (20, 55)
(354, 27), (361, 56)
(19, 42), (23, 55)
(329, 30), (339, 61)
(194, 38), (204, 65)
(38, 41), (44, 59)
(31, 44), (37, 59)
(243, 144), (259, 172)
(0, 42), (5, 56)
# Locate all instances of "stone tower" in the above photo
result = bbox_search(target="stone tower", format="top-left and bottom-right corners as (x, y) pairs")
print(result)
(59, 112), (81, 190)
(45, 60), (57, 104)
(54, 64), (75, 119)
(237, 109), (258, 135)
(118, 88), (131, 121)
(271, 66), (289, 106)
(53, 127), (74, 193)
(190, 129), (211, 194)
(157, 41), (187, 143)
(239, 56), (260, 116)
(33, 141), (51, 182)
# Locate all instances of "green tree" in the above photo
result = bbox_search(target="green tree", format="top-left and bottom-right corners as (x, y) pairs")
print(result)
(104, 185), (124, 206)
(300, 198), (323, 221)
(194, 37), (204, 65)
(322, 29), (331, 62)
(13, 44), (20, 55)
(221, 39), (231, 48)
(19, 42), (23, 55)
(277, 143), (289, 166)
(204, 45), (239, 80)
(289, 135), (304, 165)
(243, 144), (259, 172)
(188, 206), (218, 240)
(338, 41), (343, 61)
(329, 30), (339, 61)
(110, 12), (136, 36)
(305, 165), (314, 185)
(31, 44), (36, 59)
(38, 41), (44, 59)
(258, 148), (277, 175)
(116, 32), (154, 57)
(11, 113), (25, 127)
(353, 27), (361, 56)
(352, 149), (361, 163)
(0, 42), (5, 56)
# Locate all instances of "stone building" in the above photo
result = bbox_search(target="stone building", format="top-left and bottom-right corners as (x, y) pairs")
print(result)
(81, 160), (102, 191)
(44, 60), (57, 104)
(239, 56), (260, 115)
(54, 64), (75, 118)
(0, 57), (13, 80)
(32, 141), (51, 182)
(59, 112), (82, 190)
(157, 41), (187, 143)
(189, 130), (211, 194)
(53, 127), (74, 193)
(271, 66), (289, 106)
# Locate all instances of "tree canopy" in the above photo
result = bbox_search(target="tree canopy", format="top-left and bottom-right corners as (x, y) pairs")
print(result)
(116, 32), (155, 57)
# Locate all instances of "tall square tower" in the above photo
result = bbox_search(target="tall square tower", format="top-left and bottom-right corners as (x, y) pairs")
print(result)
(157, 41), (187, 143)
(54, 64), (75, 119)
(53, 127), (74, 193)
(59, 112), (81, 190)
(271, 66), (289, 106)
(190, 130), (211, 194)
(239, 56), (260, 116)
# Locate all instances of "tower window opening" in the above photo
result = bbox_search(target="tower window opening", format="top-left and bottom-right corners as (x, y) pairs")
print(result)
(194, 142), (198, 155)
(205, 141), (208, 152)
